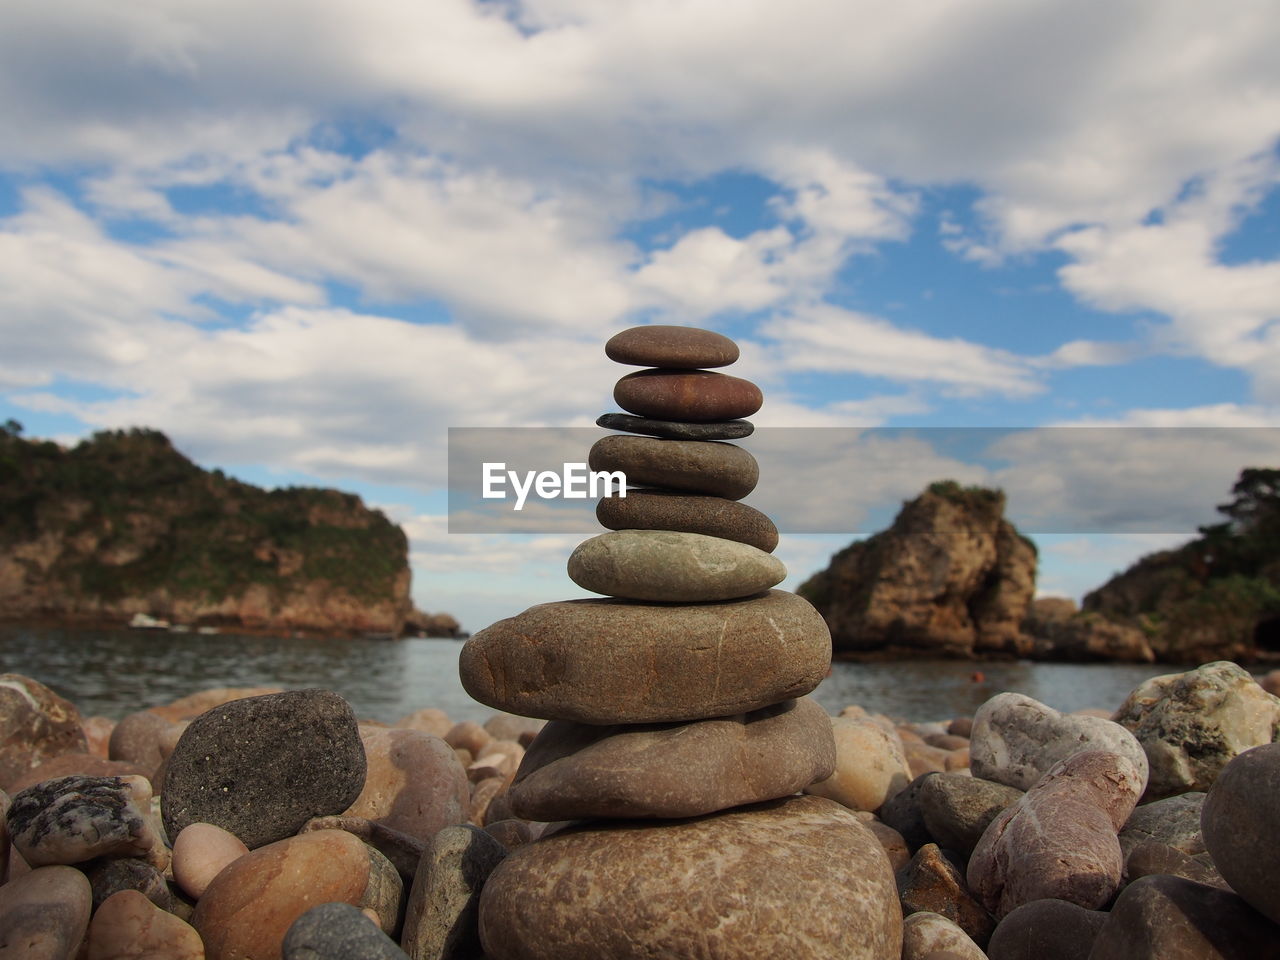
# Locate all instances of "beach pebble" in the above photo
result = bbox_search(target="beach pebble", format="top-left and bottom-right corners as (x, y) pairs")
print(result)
(605, 324), (740, 368)
(918, 773), (1024, 856)
(588, 435), (759, 500)
(402, 824), (507, 960)
(985, 898), (1108, 960)
(901, 912), (987, 960)
(478, 795), (901, 960)
(904, 740), (953, 778)
(172, 822), (249, 900)
(483, 818), (536, 850)
(948, 717), (974, 738)
(108, 711), (175, 782)
(1260, 668), (1280, 697)
(1119, 791), (1208, 859)
(967, 751), (1142, 919)
(1123, 840), (1228, 889)
(443, 721), (491, 756)
(147, 686), (284, 723)
(395, 708), (452, 738)
(897, 844), (995, 947)
(970, 691), (1148, 793)
(161, 689), (366, 849)
(83, 856), (174, 913)
(595, 412), (754, 441)
(614, 369), (763, 422)
(595, 488), (778, 552)
(87, 889), (203, 960)
(460, 590), (830, 724)
(299, 816), (426, 881)
(467, 778), (506, 826)
(1089, 874), (1280, 959)
(879, 772), (939, 852)
(0, 864), (92, 960)
(1200, 741), (1280, 924)
(509, 697), (835, 821)
(0, 673), (88, 790)
(1113, 660), (1280, 800)
(5, 753), (150, 793)
(855, 813), (911, 871)
(81, 717), (115, 758)
(567, 529), (786, 602)
(805, 715), (911, 813)
(343, 728), (469, 845)
(8, 774), (164, 867)
(283, 901), (409, 960)
(482, 713), (545, 746)
(192, 831), (403, 960)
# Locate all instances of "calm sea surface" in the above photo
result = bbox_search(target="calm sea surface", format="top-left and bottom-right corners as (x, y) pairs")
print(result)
(0, 624), (1228, 724)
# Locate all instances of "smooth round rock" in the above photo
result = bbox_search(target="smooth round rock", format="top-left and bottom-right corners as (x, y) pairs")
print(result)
(0, 864), (92, 960)
(986, 899), (1108, 960)
(478, 795), (901, 960)
(509, 697), (835, 821)
(460, 590), (831, 724)
(161, 689), (367, 849)
(8, 775), (163, 867)
(1, 674), (87, 790)
(605, 324), (739, 368)
(902, 912), (987, 960)
(283, 901), (409, 960)
(192, 831), (403, 960)
(971, 692), (1149, 793)
(343, 728), (469, 845)
(402, 824), (508, 960)
(172, 822), (250, 900)
(567, 529), (786, 602)
(1088, 874), (1280, 960)
(589, 435), (758, 499)
(88, 889), (203, 960)
(1200, 741), (1280, 924)
(596, 489), (778, 552)
(805, 716), (912, 813)
(396, 708), (452, 738)
(1114, 660), (1280, 800)
(615, 369), (763, 422)
(108, 711), (175, 782)
(596, 412), (754, 440)
(918, 773), (1024, 856)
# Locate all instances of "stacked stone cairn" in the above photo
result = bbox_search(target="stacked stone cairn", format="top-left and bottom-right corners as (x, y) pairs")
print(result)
(459, 324), (903, 960)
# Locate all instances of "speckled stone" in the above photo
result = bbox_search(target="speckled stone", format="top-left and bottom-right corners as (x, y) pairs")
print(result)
(460, 590), (831, 724)
(402, 824), (508, 960)
(283, 901), (409, 960)
(1200, 741), (1280, 924)
(567, 530), (786, 602)
(7, 774), (164, 868)
(87, 889), (203, 960)
(1, 674), (87, 790)
(805, 716), (912, 814)
(902, 912), (987, 960)
(82, 857), (174, 914)
(479, 796), (902, 960)
(161, 689), (367, 849)
(588, 435), (758, 500)
(614, 370), (763, 422)
(596, 489), (778, 552)
(508, 697), (835, 821)
(985, 899), (1108, 960)
(0, 864), (92, 960)
(596, 412), (754, 440)
(343, 728), (469, 845)
(192, 831), (403, 960)
(605, 325), (740, 368)
(897, 844), (995, 947)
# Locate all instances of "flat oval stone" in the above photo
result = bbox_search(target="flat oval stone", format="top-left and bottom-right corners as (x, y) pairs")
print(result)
(0, 864), (92, 960)
(615, 369), (762, 422)
(567, 530), (785, 602)
(460, 590), (831, 724)
(161, 689), (367, 850)
(478, 795), (901, 960)
(342, 728), (469, 845)
(596, 489), (778, 552)
(1200, 740), (1280, 925)
(8, 775), (162, 867)
(1, 673), (87, 790)
(508, 697), (835, 821)
(596, 412), (754, 440)
(589, 435), (758, 500)
(172, 822), (250, 900)
(605, 324), (739, 368)
(88, 890), (203, 960)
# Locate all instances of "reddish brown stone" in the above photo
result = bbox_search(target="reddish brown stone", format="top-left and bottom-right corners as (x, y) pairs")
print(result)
(596, 489), (778, 552)
(605, 324), (739, 368)
(1, 673), (87, 791)
(87, 889), (203, 960)
(615, 369), (762, 422)
(343, 727), (469, 845)
(898, 844), (995, 947)
(5, 753), (150, 793)
(589, 435), (758, 500)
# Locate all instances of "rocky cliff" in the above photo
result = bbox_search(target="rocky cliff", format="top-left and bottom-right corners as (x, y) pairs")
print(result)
(797, 481), (1038, 658)
(0, 425), (459, 638)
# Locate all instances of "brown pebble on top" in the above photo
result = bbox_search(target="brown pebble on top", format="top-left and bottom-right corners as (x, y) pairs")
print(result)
(615, 369), (763, 422)
(605, 325), (739, 369)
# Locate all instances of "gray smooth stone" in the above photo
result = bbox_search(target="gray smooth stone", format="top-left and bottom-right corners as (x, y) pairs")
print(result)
(283, 901), (409, 960)
(596, 412), (754, 440)
(918, 774), (1023, 856)
(596, 488), (778, 552)
(1201, 741), (1280, 925)
(402, 824), (507, 960)
(588, 435), (758, 500)
(985, 898), (1107, 960)
(605, 325), (740, 368)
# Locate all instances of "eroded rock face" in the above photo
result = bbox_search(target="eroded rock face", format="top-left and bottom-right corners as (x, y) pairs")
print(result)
(796, 486), (1036, 657)
(970, 692), (1149, 793)
(0, 674), (87, 790)
(1200, 741), (1280, 925)
(1113, 661), (1280, 800)
(509, 698), (835, 821)
(478, 796), (902, 960)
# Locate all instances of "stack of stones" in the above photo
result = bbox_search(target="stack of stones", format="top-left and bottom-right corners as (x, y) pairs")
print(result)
(460, 325), (902, 960)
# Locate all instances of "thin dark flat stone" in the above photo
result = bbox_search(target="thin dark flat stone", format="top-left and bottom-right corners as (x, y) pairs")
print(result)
(596, 413), (754, 440)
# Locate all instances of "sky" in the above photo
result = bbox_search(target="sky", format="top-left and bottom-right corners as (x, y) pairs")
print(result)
(2, 0), (1279, 632)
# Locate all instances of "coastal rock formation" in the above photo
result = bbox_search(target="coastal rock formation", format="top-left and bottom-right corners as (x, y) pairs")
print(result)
(0, 425), (458, 638)
(798, 482), (1037, 658)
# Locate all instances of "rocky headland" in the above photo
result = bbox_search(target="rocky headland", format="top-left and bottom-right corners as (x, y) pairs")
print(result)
(0, 424), (459, 638)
